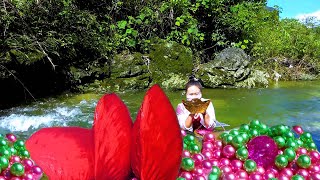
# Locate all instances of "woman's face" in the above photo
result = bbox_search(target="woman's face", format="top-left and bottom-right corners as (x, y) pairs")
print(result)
(186, 85), (202, 101)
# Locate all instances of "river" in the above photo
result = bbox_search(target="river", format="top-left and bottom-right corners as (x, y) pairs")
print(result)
(0, 81), (319, 149)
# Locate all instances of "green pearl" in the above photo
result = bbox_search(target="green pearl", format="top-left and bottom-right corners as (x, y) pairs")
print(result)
(19, 149), (30, 158)
(183, 135), (195, 145)
(239, 124), (250, 132)
(211, 166), (221, 176)
(10, 163), (25, 176)
(232, 135), (244, 148)
(176, 178), (186, 180)
(296, 139), (304, 147)
(0, 156), (9, 169)
(229, 129), (240, 136)
(284, 131), (295, 140)
(277, 125), (289, 135)
(249, 120), (261, 129)
(240, 133), (249, 143)
(248, 129), (259, 138)
(291, 175), (305, 180)
(219, 132), (228, 140)
(286, 139), (298, 150)
(275, 154), (288, 169)
(274, 136), (286, 148)
(222, 134), (233, 145)
(236, 147), (248, 161)
(14, 140), (25, 150)
(283, 148), (296, 162)
(300, 132), (313, 142)
(181, 157), (194, 171)
(270, 126), (278, 136)
(0, 139), (8, 147)
(243, 159), (257, 173)
(306, 142), (317, 150)
(296, 154), (311, 168)
(0, 147), (11, 158)
(259, 123), (269, 134)
(208, 173), (219, 180)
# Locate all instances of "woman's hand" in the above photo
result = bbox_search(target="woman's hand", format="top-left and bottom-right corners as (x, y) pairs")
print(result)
(193, 113), (203, 121)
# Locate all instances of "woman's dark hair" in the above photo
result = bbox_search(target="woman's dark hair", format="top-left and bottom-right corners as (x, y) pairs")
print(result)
(185, 75), (203, 91)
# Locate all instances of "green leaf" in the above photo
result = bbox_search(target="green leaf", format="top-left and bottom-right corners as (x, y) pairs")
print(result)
(132, 30), (138, 37)
(127, 39), (136, 47)
(241, 45), (247, 49)
(175, 21), (181, 26)
(126, 28), (132, 34)
(244, 39), (249, 43)
(187, 28), (194, 33)
(117, 21), (127, 29)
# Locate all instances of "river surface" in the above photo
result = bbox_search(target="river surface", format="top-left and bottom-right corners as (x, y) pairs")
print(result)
(0, 81), (319, 148)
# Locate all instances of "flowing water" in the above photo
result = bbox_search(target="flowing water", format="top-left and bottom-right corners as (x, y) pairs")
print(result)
(0, 81), (319, 148)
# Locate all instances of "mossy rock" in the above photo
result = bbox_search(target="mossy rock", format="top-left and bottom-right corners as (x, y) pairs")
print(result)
(105, 73), (151, 91)
(149, 40), (193, 89)
(212, 47), (250, 70)
(111, 51), (149, 78)
(159, 73), (188, 90)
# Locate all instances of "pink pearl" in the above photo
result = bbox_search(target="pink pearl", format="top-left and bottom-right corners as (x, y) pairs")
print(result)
(32, 166), (43, 175)
(6, 133), (17, 142)
(213, 140), (223, 150)
(192, 154), (204, 167)
(219, 158), (231, 166)
(203, 133), (215, 143)
(212, 150), (221, 159)
(10, 177), (21, 180)
(293, 125), (304, 135)
(296, 168), (309, 179)
(310, 150), (320, 163)
(230, 160), (243, 171)
(264, 169), (276, 179)
(21, 159), (34, 171)
(0, 176), (6, 180)
(210, 159), (219, 167)
(222, 172), (236, 180)
(180, 171), (192, 180)
(278, 175), (290, 180)
(256, 166), (265, 174)
(235, 169), (248, 179)
(202, 160), (212, 170)
(193, 175), (206, 180)
(280, 168), (293, 178)
(310, 173), (320, 180)
(309, 165), (320, 173)
(203, 150), (214, 160)
(182, 150), (191, 158)
(9, 156), (21, 164)
(220, 165), (232, 174)
(297, 148), (308, 155)
(192, 167), (204, 176)
(249, 172), (263, 180)
(222, 145), (235, 158)
(22, 173), (34, 180)
(181, 130), (187, 137)
(266, 167), (279, 177)
(202, 142), (214, 151)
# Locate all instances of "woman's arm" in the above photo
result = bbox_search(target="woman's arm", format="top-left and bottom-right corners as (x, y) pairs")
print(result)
(201, 102), (216, 128)
(176, 104), (193, 131)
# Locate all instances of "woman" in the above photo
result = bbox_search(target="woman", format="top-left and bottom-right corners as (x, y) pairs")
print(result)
(176, 77), (217, 133)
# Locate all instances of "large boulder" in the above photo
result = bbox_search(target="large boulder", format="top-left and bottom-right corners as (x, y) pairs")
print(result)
(196, 47), (268, 88)
(149, 40), (193, 89)
(106, 51), (151, 91)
